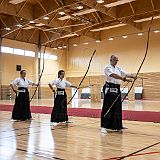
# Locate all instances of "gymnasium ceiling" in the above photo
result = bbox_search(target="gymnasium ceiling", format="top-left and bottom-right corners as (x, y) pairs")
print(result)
(0, 0), (160, 48)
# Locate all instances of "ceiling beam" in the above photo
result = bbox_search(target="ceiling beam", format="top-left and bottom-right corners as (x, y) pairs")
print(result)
(17, 0), (29, 15)
(15, 28), (22, 39)
(91, 12), (100, 23)
(82, 0), (141, 30)
(0, 0), (5, 5)
(0, 1), (33, 20)
(42, 30), (50, 41)
(129, 2), (135, 15)
(0, 18), (7, 27)
(36, 0), (48, 14)
(95, 12), (102, 22)
(1, 0), (82, 38)
(150, 0), (155, 10)
(41, 19), (117, 45)
(28, 28), (37, 42)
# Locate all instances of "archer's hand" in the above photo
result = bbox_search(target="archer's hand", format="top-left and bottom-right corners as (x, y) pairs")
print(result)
(132, 75), (137, 80)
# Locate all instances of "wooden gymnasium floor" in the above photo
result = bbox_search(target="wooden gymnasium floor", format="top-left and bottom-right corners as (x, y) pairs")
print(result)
(0, 111), (160, 160)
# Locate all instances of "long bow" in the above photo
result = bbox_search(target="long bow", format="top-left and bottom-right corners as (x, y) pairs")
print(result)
(30, 46), (46, 102)
(67, 49), (96, 105)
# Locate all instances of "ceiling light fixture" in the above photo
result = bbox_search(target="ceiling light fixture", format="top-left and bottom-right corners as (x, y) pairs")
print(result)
(96, 40), (101, 42)
(122, 35), (127, 38)
(108, 38), (114, 41)
(17, 24), (23, 27)
(29, 20), (35, 24)
(73, 44), (78, 46)
(43, 16), (49, 20)
(138, 33), (143, 36)
(59, 11), (65, 15)
(84, 42), (88, 44)
(154, 30), (160, 33)
(77, 6), (83, 9)
(97, 0), (104, 4)
(5, 27), (11, 30)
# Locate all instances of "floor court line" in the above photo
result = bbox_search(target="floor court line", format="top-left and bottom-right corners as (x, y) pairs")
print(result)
(105, 151), (160, 160)
(105, 141), (160, 160)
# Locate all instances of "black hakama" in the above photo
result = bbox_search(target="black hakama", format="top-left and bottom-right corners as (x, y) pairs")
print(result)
(51, 88), (68, 122)
(12, 87), (32, 121)
(101, 82), (122, 130)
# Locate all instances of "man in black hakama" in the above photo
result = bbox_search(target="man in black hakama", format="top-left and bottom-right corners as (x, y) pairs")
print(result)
(101, 55), (136, 134)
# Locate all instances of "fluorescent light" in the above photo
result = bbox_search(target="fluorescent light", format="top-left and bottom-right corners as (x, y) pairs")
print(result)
(105, 0), (136, 7)
(91, 24), (126, 32)
(154, 30), (159, 33)
(61, 33), (78, 38)
(29, 20), (35, 23)
(73, 44), (78, 46)
(84, 42), (88, 44)
(97, 0), (104, 4)
(53, 47), (57, 50)
(96, 40), (101, 42)
(9, 0), (26, 4)
(5, 27), (11, 31)
(138, 33), (143, 36)
(17, 24), (22, 27)
(43, 16), (49, 20)
(58, 46), (62, 49)
(63, 46), (67, 48)
(108, 38), (114, 41)
(59, 11), (65, 15)
(58, 9), (96, 20)
(77, 6), (83, 9)
(134, 15), (160, 23)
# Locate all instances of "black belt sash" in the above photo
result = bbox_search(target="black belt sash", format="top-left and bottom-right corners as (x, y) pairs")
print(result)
(18, 87), (28, 93)
(56, 88), (66, 96)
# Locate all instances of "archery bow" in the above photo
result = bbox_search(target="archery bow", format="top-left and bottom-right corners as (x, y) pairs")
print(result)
(67, 49), (96, 105)
(30, 46), (46, 102)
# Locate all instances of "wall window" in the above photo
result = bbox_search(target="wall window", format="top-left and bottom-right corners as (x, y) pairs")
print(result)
(25, 50), (35, 57)
(1, 46), (35, 58)
(50, 54), (58, 60)
(14, 48), (24, 56)
(1, 46), (14, 54)
(38, 52), (57, 60)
